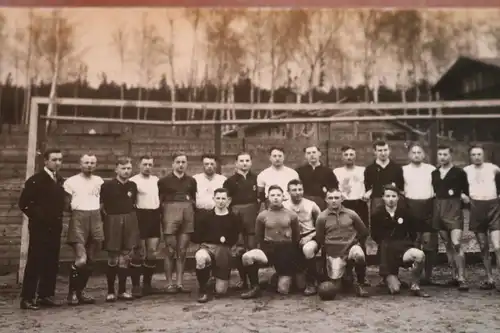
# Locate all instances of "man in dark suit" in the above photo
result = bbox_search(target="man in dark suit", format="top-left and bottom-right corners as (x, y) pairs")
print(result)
(18, 148), (66, 310)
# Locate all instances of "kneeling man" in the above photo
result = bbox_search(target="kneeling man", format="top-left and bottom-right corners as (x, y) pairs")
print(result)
(240, 185), (300, 299)
(371, 185), (430, 297)
(195, 188), (243, 303)
(315, 188), (369, 298)
(283, 179), (321, 296)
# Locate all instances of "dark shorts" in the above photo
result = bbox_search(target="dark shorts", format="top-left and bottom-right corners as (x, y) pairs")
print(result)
(406, 198), (436, 232)
(379, 240), (414, 277)
(232, 203), (259, 235)
(261, 242), (301, 276)
(199, 243), (232, 280)
(343, 199), (369, 227)
(305, 196), (326, 211)
(103, 212), (140, 252)
(469, 199), (500, 233)
(136, 208), (162, 239)
(433, 198), (464, 231)
(67, 210), (104, 245)
(162, 202), (195, 235)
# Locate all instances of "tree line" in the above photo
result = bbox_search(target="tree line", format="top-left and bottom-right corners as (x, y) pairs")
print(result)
(0, 8), (498, 131)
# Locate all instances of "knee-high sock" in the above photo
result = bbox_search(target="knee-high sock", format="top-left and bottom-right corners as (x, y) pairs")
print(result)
(79, 265), (93, 293)
(69, 264), (81, 293)
(196, 267), (211, 293)
(246, 264), (260, 287)
(118, 268), (128, 294)
(143, 261), (156, 287)
(106, 265), (117, 294)
(355, 262), (367, 284)
(305, 259), (318, 284)
(130, 265), (141, 287)
(424, 250), (435, 279)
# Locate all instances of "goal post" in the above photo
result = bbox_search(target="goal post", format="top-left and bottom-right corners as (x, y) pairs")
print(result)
(17, 96), (500, 283)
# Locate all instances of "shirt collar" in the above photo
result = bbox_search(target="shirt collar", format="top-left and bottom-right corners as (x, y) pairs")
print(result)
(44, 167), (56, 180)
(375, 159), (391, 168)
(326, 206), (347, 215)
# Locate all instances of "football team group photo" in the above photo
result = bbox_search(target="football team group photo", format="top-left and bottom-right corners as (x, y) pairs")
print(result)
(19, 141), (500, 310)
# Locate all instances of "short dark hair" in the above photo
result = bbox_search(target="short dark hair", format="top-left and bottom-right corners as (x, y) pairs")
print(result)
(43, 148), (62, 161)
(407, 142), (424, 152)
(236, 152), (252, 160)
(325, 187), (341, 197)
(172, 152), (187, 161)
(437, 144), (453, 153)
(341, 145), (355, 152)
(468, 144), (484, 154)
(383, 184), (400, 195)
(303, 145), (320, 153)
(139, 155), (153, 162)
(268, 185), (284, 194)
(213, 187), (228, 196)
(269, 147), (285, 155)
(287, 179), (303, 190)
(201, 153), (217, 162)
(373, 140), (388, 149)
(116, 156), (132, 166)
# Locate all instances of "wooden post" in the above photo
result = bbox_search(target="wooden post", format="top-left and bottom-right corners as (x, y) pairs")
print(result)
(18, 99), (39, 284)
(214, 109), (222, 174)
(237, 126), (246, 152)
(429, 93), (439, 166)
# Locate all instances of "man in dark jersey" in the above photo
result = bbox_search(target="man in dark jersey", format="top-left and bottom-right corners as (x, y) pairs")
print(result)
(158, 152), (197, 294)
(223, 152), (260, 290)
(431, 145), (469, 291)
(100, 157), (141, 302)
(240, 185), (300, 299)
(195, 188), (243, 303)
(315, 188), (370, 298)
(371, 185), (430, 297)
(296, 145), (338, 211)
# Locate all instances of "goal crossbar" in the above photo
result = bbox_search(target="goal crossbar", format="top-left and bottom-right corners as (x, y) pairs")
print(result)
(31, 96), (500, 111)
(17, 96), (500, 283)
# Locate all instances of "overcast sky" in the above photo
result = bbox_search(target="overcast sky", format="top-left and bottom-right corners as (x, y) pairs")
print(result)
(3, 7), (497, 90)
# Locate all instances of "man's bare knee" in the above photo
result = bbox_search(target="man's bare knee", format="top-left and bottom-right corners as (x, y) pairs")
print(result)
(349, 245), (365, 264)
(195, 250), (211, 270)
(277, 276), (292, 294)
(302, 241), (318, 260)
(242, 250), (266, 266)
(215, 279), (229, 295)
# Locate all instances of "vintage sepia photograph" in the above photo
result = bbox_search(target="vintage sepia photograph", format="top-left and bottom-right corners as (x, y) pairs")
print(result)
(1, 6), (500, 332)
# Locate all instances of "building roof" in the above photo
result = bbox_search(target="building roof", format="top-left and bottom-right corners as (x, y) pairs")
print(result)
(433, 56), (500, 93)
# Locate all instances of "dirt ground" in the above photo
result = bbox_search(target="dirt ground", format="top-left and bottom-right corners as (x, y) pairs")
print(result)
(1, 266), (500, 333)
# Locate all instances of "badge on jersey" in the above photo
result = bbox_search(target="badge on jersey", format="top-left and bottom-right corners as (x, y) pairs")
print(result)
(448, 189), (454, 196)
(253, 185), (256, 191)
(397, 217), (403, 224)
(186, 195), (190, 200)
(322, 186), (327, 193)
(285, 230), (291, 238)
(127, 191), (132, 197)
(220, 236), (226, 244)
(391, 182), (396, 187)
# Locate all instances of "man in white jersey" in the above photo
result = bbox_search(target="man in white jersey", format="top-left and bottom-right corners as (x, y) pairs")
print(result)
(333, 145), (370, 286)
(193, 154), (227, 243)
(257, 147), (299, 205)
(283, 179), (322, 296)
(130, 156), (162, 296)
(402, 143), (438, 286)
(63, 154), (104, 305)
(464, 145), (500, 290)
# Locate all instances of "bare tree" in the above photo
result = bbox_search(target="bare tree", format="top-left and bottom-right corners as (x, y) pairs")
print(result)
(293, 9), (345, 103)
(33, 10), (82, 128)
(0, 12), (8, 124)
(133, 12), (164, 119)
(111, 25), (129, 118)
(241, 8), (268, 118)
(184, 8), (204, 120)
(355, 9), (387, 102)
(157, 11), (180, 122)
(204, 9), (246, 128)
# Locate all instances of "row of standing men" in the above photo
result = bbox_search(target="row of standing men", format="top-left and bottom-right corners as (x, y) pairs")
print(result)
(18, 140), (500, 309)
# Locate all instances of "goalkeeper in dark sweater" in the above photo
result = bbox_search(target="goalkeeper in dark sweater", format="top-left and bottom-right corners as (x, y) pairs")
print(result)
(194, 187), (243, 303)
